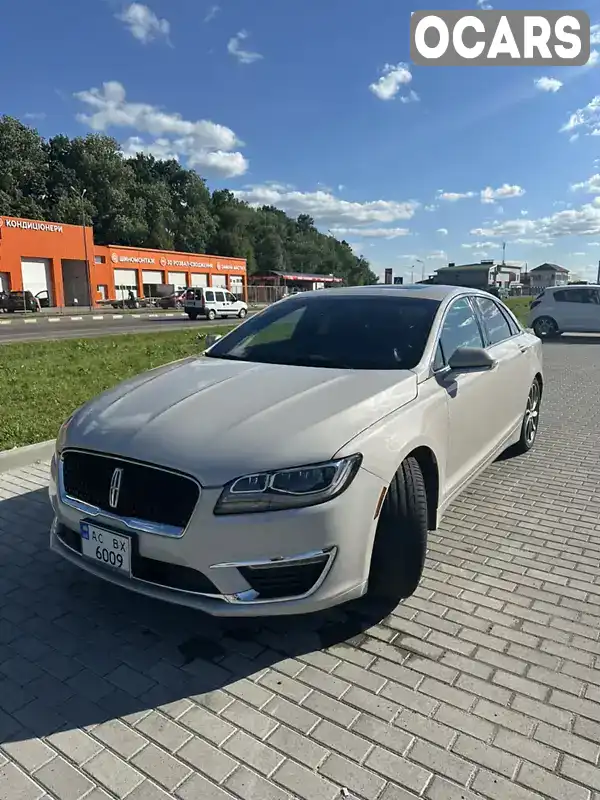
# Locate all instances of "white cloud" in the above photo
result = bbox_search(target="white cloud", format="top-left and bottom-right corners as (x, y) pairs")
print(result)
(571, 252), (587, 256)
(75, 80), (248, 178)
(477, 0), (493, 8)
(227, 30), (263, 64)
(329, 226), (410, 239)
(481, 184), (526, 204)
(561, 95), (600, 138)
(437, 190), (476, 202)
(534, 77), (563, 93)
(369, 63), (416, 102)
(204, 5), (219, 22)
(424, 204), (438, 212)
(117, 3), (170, 44)
(462, 241), (496, 249)
(233, 184), (419, 224)
(521, 209), (528, 216)
(23, 112), (46, 121)
(571, 174), (600, 194)
(472, 204), (600, 239)
(592, 24), (600, 45)
(437, 228), (448, 236)
(122, 136), (179, 161)
(426, 250), (447, 260)
(587, 50), (600, 68)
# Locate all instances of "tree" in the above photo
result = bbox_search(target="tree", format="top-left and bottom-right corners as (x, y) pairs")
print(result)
(0, 117), (377, 286)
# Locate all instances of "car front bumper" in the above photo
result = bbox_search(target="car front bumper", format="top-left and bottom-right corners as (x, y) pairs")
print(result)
(49, 453), (385, 616)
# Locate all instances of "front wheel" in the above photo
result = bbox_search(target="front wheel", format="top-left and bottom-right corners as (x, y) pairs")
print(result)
(238, 308), (247, 319)
(207, 309), (216, 321)
(508, 378), (542, 456)
(532, 316), (559, 339)
(367, 457), (428, 603)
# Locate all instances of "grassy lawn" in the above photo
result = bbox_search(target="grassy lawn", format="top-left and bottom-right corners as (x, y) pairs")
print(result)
(504, 295), (532, 325)
(0, 326), (235, 451)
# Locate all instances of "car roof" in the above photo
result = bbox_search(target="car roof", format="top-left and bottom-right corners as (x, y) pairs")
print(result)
(546, 284), (600, 291)
(294, 284), (493, 302)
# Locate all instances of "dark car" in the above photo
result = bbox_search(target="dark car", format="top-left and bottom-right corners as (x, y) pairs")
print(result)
(156, 291), (186, 309)
(0, 290), (42, 313)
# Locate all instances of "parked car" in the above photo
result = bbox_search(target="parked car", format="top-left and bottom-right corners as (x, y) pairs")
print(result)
(156, 291), (186, 310)
(184, 287), (247, 320)
(0, 290), (42, 312)
(49, 285), (543, 616)
(528, 285), (600, 338)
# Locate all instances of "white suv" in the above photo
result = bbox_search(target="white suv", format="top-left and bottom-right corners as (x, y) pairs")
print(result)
(528, 285), (600, 338)
(184, 288), (248, 321)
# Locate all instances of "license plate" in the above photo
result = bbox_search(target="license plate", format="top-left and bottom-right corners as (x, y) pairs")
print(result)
(80, 523), (131, 575)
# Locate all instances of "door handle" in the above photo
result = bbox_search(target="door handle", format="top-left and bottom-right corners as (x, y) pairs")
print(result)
(519, 345), (529, 353)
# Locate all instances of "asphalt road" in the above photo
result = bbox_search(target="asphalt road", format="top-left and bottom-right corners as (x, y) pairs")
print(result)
(0, 313), (250, 344)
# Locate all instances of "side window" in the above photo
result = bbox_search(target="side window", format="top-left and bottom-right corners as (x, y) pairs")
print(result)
(554, 288), (597, 304)
(214, 291), (225, 302)
(473, 297), (512, 346)
(227, 292), (237, 302)
(204, 290), (215, 302)
(501, 306), (521, 336)
(438, 297), (485, 363)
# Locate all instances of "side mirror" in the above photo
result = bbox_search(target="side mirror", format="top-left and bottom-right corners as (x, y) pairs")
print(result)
(447, 346), (496, 372)
(202, 333), (223, 349)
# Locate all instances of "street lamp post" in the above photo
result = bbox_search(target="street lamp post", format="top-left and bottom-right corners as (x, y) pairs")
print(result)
(79, 189), (93, 310)
(416, 258), (424, 282)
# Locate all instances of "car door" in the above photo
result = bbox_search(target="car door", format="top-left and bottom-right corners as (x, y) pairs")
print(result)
(553, 288), (600, 332)
(213, 290), (227, 315)
(433, 296), (491, 498)
(472, 295), (531, 442)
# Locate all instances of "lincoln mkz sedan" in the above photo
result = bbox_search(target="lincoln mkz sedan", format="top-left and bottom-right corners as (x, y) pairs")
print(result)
(49, 285), (543, 616)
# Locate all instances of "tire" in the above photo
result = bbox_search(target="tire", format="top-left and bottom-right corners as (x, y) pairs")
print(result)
(187, 311), (198, 321)
(367, 457), (428, 602)
(207, 309), (216, 321)
(508, 378), (542, 456)
(238, 307), (247, 319)
(532, 316), (559, 339)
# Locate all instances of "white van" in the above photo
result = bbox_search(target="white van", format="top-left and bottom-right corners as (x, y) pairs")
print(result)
(183, 288), (248, 321)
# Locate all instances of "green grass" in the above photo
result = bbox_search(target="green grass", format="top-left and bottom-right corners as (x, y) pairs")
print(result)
(0, 326), (235, 451)
(504, 296), (532, 325)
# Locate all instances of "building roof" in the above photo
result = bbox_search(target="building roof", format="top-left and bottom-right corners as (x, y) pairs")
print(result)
(530, 263), (569, 273)
(253, 270), (343, 282)
(435, 260), (521, 273)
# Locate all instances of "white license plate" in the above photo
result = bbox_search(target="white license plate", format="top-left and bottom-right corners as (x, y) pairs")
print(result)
(80, 523), (131, 575)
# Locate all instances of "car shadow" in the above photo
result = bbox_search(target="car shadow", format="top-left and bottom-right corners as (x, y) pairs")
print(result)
(0, 487), (399, 745)
(544, 335), (600, 345)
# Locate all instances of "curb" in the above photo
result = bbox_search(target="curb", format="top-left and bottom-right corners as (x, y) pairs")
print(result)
(0, 440), (56, 474)
(0, 312), (187, 325)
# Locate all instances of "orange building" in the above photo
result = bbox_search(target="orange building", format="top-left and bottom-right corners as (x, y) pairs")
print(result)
(0, 215), (247, 307)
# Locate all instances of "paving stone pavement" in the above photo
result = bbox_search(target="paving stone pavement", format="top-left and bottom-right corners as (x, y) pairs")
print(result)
(2, 340), (600, 800)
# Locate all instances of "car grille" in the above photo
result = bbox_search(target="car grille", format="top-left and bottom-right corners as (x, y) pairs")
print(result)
(61, 451), (199, 530)
(239, 554), (330, 600)
(56, 524), (219, 595)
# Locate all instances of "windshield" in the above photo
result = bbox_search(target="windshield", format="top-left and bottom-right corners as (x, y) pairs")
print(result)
(205, 294), (440, 370)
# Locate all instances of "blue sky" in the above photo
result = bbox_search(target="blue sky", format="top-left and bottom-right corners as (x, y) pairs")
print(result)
(3, 0), (600, 281)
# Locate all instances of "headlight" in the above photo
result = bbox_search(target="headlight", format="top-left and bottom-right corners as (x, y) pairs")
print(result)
(214, 454), (362, 515)
(56, 413), (75, 455)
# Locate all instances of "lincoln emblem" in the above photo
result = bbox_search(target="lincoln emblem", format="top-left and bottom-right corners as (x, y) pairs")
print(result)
(108, 468), (124, 509)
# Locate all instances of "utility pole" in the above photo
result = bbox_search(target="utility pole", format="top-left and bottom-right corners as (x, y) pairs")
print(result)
(416, 258), (424, 282)
(72, 186), (93, 310)
(502, 241), (506, 265)
(597, 260), (600, 285)
(411, 265), (415, 284)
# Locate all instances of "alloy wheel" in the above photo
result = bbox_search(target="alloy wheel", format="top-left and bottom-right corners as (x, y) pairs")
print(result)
(524, 381), (540, 446)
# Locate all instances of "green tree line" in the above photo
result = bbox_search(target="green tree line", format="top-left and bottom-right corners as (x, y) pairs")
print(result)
(0, 116), (377, 285)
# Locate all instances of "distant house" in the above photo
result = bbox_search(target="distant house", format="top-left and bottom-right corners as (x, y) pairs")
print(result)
(432, 260), (522, 290)
(527, 263), (569, 291)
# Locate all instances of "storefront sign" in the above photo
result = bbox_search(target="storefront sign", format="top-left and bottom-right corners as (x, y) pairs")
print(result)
(111, 253), (156, 265)
(216, 263), (246, 272)
(0, 218), (63, 233)
(159, 257), (212, 269)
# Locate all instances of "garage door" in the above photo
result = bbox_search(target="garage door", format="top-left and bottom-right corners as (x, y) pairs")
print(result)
(211, 274), (227, 288)
(21, 258), (52, 303)
(142, 270), (162, 284)
(114, 268), (137, 300)
(168, 272), (187, 290)
(190, 273), (209, 288)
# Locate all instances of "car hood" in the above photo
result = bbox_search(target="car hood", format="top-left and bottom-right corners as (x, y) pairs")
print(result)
(65, 356), (417, 486)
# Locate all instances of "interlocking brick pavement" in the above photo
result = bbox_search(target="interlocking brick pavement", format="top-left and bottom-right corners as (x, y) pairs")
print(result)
(1, 339), (600, 800)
